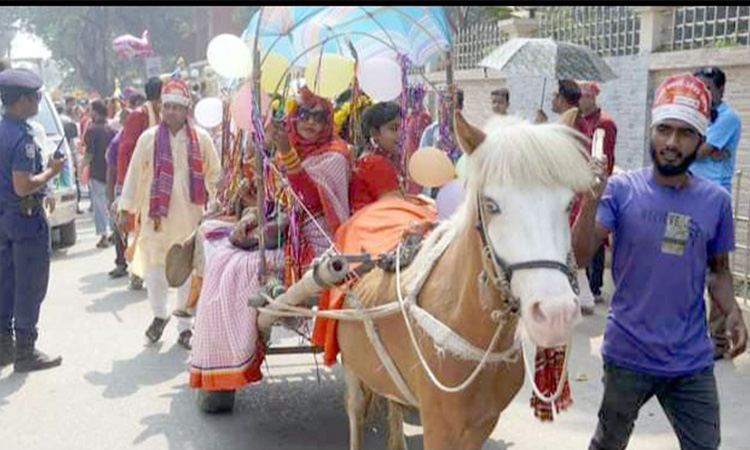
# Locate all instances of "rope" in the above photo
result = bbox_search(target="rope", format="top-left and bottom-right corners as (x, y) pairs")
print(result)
(393, 241), (513, 394)
(476, 193), (573, 407)
(519, 328), (571, 408)
(257, 292), (401, 321)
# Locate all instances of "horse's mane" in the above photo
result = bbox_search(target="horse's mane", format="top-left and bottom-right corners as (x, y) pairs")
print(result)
(402, 116), (594, 286)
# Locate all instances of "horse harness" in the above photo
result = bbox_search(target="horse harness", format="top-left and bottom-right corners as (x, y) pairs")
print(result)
(474, 195), (580, 317)
(292, 195), (580, 404)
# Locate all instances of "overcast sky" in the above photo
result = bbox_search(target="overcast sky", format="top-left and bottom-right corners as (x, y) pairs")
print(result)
(11, 31), (51, 59)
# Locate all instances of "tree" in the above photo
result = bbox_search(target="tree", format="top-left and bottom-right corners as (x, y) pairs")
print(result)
(0, 7), (21, 59)
(15, 6), (255, 95)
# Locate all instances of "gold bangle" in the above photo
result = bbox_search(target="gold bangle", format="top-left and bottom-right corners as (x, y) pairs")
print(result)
(282, 150), (300, 167)
(281, 150), (298, 162)
(285, 157), (301, 172)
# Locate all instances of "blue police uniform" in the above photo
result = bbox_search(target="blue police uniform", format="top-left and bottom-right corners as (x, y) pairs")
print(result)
(0, 68), (61, 372)
(0, 114), (51, 339)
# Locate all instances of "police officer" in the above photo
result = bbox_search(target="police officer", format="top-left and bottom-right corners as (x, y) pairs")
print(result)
(0, 68), (63, 372)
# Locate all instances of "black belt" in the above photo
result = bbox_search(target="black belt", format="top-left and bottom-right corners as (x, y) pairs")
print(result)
(18, 196), (43, 217)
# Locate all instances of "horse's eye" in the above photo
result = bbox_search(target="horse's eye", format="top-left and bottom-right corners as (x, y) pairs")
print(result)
(566, 200), (574, 213)
(483, 198), (501, 215)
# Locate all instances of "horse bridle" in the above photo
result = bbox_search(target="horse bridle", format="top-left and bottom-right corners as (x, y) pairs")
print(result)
(474, 195), (580, 314)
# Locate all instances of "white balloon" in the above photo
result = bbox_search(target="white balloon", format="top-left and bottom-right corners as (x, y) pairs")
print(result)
(357, 57), (403, 102)
(194, 97), (223, 128)
(206, 34), (252, 79)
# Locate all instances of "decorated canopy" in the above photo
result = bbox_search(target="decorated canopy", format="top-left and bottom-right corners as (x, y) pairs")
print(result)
(242, 6), (453, 67)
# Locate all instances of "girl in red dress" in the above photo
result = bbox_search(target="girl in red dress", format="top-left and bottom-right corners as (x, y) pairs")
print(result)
(349, 102), (403, 212)
(313, 102), (438, 364)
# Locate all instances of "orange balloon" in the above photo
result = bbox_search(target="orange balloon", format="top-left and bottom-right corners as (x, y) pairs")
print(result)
(408, 147), (455, 188)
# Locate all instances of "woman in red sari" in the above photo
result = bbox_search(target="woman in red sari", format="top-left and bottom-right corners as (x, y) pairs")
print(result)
(190, 87), (351, 390)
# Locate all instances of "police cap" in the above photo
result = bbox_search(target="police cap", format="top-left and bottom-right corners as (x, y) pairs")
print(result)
(0, 68), (43, 93)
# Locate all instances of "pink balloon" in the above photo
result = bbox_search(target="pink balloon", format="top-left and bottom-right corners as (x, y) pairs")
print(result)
(230, 82), (269, 132)
(230, 82), (252, 131)
(436, 179), (465, 220)
(112, 30), (152, 58)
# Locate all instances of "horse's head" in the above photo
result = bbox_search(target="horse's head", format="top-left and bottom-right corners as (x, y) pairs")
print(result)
(455, 112), (594, 348)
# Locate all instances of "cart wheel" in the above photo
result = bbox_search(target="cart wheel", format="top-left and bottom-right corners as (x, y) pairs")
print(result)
(196, 389), (236, 413)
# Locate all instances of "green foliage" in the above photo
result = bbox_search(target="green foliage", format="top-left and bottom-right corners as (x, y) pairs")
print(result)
(15, 6), (255, 95)
(712, 36), (738, 49)
(483, 7), (515, 21)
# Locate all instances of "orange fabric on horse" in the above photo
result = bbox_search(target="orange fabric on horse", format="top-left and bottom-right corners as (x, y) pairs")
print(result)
(312, 196), (436, 365)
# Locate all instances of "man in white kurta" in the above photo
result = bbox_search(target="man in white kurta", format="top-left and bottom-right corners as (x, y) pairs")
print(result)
(118, 79), (220, 348)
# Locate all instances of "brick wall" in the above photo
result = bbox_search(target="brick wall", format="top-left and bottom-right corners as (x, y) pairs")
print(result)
(418, 53), (652, 171)
(597, 54), (651, 170)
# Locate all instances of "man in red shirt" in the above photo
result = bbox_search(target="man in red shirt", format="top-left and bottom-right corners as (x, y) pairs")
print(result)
(551, 79), (599, 315)
(576, 81), (618, 305)
(116, 77), (162, 189)
(576, 81), (617, 174)
(115, 77), (161, 290)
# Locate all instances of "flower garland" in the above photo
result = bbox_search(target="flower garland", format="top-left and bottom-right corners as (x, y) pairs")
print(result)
(333, 93), (371, 142)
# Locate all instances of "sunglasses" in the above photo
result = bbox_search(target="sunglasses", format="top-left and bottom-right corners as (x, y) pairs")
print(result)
(296, 107), (328, 124)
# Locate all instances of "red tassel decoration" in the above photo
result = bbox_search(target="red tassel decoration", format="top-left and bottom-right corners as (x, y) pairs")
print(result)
(529, 346), (573, 422)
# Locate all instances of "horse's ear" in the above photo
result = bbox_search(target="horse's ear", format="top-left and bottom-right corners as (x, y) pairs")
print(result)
(454, 110), (486, 155)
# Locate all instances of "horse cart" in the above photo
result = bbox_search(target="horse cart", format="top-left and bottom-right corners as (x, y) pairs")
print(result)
(190, 6), (612, 449)
(193, 6), (456, 414)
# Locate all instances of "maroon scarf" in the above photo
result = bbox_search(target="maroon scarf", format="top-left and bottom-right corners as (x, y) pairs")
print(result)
(149, 121), (207, 220)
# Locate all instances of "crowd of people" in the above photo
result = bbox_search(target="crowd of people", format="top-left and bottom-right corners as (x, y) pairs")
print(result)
(0, 57), (747, 450)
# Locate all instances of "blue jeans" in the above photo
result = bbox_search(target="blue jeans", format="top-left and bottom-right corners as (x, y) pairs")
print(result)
(0, 209), (51, 339)
(90, 178), (110, 235)
(589, 362), (720, 450)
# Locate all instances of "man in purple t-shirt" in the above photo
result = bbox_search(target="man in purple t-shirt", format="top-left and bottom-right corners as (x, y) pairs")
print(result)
(573, 73), (747, 450)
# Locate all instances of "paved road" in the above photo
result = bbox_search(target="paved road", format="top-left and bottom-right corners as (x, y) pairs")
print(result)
(1, 211), (748, 450)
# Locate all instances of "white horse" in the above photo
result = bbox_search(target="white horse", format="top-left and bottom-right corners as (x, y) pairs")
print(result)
(337, 112), (594, 449)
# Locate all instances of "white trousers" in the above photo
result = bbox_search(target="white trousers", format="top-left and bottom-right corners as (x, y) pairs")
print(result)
(577, 268), (595, 308)
(144, 268), (191, 332)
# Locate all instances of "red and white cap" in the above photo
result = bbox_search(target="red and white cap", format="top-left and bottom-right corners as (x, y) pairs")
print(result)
(161, 78), (191, 106)
(577, 81), (600, 97)
(651, 73), (711, 136)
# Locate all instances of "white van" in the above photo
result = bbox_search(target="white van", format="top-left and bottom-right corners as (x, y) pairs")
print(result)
(35, 92), (78, 248)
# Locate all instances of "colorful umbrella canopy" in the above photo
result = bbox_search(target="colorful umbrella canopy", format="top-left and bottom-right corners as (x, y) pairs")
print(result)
(243, 6), (453, 67)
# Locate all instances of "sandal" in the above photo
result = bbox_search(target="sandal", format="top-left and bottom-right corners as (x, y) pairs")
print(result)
(177, 330), (192, 350)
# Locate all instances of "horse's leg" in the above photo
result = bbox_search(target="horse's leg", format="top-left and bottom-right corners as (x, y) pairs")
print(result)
(420, 410), (459, 450)
(386, 400), (407, 450)
(344, 368), (367, 450)
(422, 409), (497, 450)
